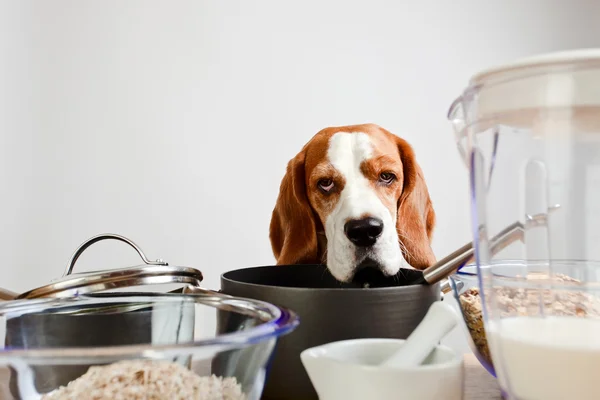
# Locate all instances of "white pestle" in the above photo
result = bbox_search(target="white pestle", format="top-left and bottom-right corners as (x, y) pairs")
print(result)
(379, 300), (459, 368)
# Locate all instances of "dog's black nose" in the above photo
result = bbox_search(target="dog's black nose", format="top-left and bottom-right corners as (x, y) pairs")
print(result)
(344, 217), (384, 247)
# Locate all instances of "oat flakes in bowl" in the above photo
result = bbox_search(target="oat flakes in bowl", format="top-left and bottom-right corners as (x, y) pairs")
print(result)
(448, 262), (600, 378)
(42, 360), (246, 400)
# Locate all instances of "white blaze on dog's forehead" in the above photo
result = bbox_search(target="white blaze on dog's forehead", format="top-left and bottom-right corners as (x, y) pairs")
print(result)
(327, 131), (377, 219)
(327, 132), (373, 176)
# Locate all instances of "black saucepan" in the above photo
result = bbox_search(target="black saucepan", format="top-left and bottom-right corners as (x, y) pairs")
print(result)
(216, 264), (441, 400)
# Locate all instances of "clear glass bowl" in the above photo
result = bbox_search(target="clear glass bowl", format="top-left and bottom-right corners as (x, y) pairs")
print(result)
(448, 264), (496, 377)
(0, 292), (299, 400)
(477, 259), (600, 400)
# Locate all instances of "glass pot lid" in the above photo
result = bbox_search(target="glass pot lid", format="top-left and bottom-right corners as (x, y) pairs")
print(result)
(16, 233), (205, 300)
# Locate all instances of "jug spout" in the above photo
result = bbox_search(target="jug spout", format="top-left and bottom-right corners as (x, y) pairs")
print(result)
(448, 96), (464, 127)
(448, 96), (468, 164)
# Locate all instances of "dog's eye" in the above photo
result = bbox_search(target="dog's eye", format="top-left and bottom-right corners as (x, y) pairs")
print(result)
(317, 179), (335, 192)
(379, 172), (396, 184)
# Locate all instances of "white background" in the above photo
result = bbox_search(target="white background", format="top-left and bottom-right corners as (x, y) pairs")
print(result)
(2, 0), (600, 353)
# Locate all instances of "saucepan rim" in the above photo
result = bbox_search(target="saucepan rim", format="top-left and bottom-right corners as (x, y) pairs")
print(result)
(222, 264), (440, 292)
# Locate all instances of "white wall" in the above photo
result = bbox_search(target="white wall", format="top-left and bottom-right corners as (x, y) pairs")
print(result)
(2, 0), (600, 353)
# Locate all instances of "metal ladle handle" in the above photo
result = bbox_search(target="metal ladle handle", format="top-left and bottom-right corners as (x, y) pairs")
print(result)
(425, 204), (560, 286)
(63, 233), (168, 277)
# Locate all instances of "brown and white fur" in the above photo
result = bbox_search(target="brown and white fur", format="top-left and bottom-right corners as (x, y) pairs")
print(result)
(269, 123), (436, 282)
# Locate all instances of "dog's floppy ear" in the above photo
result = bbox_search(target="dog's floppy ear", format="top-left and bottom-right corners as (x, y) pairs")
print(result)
(395, 137), (437, 270)
(269, 149), (319, 265)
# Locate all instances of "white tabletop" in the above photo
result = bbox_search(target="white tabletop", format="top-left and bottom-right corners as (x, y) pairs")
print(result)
(464, 354), (502, 400)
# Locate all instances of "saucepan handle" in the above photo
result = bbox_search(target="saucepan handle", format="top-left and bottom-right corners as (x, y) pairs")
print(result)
(440, 279), (451, 295)
(440, 278), (463, 296)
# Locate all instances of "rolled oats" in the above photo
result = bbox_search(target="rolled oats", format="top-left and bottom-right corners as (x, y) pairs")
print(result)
(458, 273), (600, 368)
(41, 360), (246, 400)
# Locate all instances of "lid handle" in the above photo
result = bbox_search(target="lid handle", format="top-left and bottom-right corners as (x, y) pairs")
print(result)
(63, 233), (168, 277)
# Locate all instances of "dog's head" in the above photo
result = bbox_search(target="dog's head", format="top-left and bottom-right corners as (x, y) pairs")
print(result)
(269, 124), (436, 282)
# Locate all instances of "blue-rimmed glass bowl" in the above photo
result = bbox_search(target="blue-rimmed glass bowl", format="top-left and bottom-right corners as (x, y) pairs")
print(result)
(0, 292), (298, 400)
(448, 264), (496, 377)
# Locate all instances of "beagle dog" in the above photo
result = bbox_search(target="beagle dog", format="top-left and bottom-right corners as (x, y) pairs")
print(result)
(269, 123), (437, 282)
